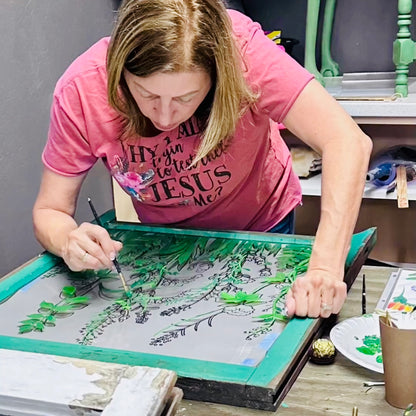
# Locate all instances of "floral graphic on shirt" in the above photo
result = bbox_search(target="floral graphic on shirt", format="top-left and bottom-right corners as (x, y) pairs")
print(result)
(111, 155), (155, 202)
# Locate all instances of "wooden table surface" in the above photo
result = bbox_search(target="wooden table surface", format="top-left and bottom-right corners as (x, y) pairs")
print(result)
(176, 265), (407, 416)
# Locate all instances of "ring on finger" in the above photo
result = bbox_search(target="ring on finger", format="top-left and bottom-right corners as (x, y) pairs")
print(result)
(321, 302), (333, 312)
(81, 251), (89, 262)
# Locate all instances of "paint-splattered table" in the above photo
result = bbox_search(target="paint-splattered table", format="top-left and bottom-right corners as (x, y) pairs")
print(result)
(177, 265), (403, 416)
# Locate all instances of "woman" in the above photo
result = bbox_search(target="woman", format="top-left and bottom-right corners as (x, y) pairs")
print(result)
(33, 0), (372, 318)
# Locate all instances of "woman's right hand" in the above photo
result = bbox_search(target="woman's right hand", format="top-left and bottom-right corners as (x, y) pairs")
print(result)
(33, 168), (123, 272)
(62, 222), (123, 272)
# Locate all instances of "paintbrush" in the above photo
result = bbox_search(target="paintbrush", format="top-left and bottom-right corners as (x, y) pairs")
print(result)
(362, 274), (366, 315)
(87, 197), (132, 298)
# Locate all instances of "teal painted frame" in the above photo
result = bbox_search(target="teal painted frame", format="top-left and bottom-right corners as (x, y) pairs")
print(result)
(0, 211), (376, 410)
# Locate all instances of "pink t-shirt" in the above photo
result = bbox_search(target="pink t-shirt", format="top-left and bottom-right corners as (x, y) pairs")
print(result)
(43, 10), (313, 231)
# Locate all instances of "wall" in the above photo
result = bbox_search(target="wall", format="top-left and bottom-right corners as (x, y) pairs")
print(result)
(0, 0), (118, 276)
(226, 0), (415, 75)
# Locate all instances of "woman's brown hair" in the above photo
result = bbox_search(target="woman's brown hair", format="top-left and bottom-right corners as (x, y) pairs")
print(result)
(107, 0), (257, 165)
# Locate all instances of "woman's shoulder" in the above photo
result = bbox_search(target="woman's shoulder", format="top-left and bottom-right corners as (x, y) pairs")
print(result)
(227, 8), (257, 29)
(54, 37), (110, 98)
(227, 9), (262, 48)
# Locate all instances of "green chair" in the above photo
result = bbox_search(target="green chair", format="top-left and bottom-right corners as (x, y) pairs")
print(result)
(305, 0), (415, 97)
(304, 0), (340, 85)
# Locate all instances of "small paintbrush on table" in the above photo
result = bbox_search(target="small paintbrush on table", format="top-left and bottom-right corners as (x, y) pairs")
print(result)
(87, 197), (132, 298)
(362, 274), (366, 315)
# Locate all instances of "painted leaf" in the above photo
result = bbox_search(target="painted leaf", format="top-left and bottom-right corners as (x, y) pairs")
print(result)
(27, 313), (47, 319)
(63, 296), (89, 305)
(52, 305), (75, 313)
(220, 291), (261, 305)
(115, 299), (132, 310)
(18, 325), (34, 334)
(263, 272), (286, 284)
(19, 319), (39, 326)
(177, 246), (196, 267)
(34, 321), (45, 331)
(255, 313), (276, 322)
(62, 286), (77, 298)
(45, 315), (56, 323)
(39, 301), (55, 310)
(278, 285), (291, 297)
(297, 258), (310, 267)
(209, 240), (239, 261)
(270, 313), (287, 322)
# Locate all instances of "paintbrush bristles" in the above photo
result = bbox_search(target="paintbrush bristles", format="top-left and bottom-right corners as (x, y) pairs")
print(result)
(87, 197), (132, 297)
(113, 258), (132, 296)
(118, 272), (129, 292)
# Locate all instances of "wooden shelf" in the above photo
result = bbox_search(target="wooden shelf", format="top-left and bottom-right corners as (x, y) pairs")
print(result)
(296, 75), (416, 200)
(299, 173), (416, 201)
(325, 75), (416, 125)
(295, 75), (416, 264)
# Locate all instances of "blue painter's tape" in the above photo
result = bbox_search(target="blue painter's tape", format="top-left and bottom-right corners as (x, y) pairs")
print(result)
(20, 279), (38, 293)
(259, 333), (278, 350)
(241, 358), (257, 366)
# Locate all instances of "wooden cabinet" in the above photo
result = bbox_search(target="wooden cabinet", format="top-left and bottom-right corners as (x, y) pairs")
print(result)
(290, 77), (416, 264)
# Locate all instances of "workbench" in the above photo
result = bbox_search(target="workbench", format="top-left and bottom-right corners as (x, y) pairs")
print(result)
(176, 265), (405, 416)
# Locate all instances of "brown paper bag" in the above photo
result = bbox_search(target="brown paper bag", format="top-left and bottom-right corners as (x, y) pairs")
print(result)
(379, 316), (416, 409)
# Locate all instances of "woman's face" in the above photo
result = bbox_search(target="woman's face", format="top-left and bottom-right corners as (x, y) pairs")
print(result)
(124, 69), (212, 132)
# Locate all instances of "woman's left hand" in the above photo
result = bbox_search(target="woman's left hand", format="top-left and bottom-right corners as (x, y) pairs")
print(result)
(285, 269), (347, 318)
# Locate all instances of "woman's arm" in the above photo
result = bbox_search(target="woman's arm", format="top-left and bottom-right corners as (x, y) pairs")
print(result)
(282, 79), (373, 318)
(33, 168), (122, 271)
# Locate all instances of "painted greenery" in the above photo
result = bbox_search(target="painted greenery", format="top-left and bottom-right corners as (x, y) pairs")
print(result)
(18, 229), (312, 347)
(19, 286), (89, 334)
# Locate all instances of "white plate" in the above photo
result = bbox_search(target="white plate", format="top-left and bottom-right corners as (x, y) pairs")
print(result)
(330, 314), (383, 373)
